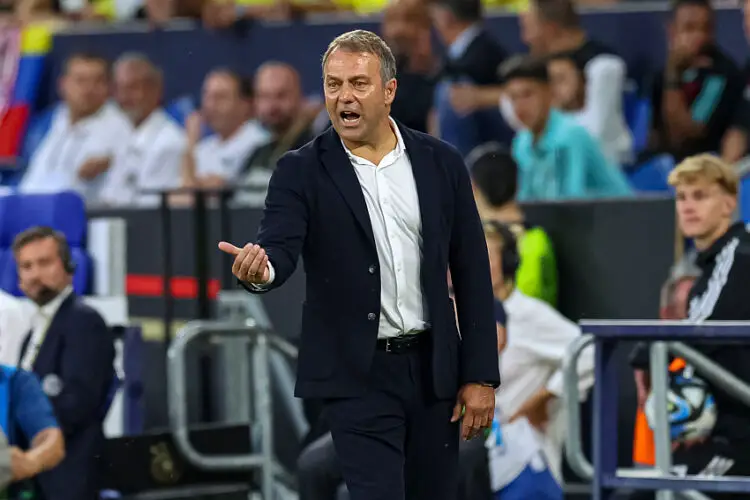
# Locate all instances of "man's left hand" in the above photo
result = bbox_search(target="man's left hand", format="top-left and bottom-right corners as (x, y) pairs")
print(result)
(451, 383), (495, 440)
(10, 447), (39, 481)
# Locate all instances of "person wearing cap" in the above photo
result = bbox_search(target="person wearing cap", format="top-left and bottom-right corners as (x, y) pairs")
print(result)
(501, 55), (632, 201)
(0, 365), (65, 498)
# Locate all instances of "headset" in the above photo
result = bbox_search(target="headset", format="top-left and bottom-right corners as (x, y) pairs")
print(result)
(483, 220), (520, 279)
(59, 237), (76, 275)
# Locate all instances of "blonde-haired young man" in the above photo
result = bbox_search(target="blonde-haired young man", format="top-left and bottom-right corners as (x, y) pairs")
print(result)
(658, 154), (750, 497)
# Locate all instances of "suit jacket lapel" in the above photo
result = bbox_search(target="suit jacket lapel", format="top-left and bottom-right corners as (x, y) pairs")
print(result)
(320, 127), (376, 246)
(33, 294), (74, 371)
(401, 127), (440, 269)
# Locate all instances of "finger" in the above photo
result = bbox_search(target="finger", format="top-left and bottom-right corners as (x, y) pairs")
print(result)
(238, 245), (260, 280)
(450, 402), (463, 423)
(218, 241), (242, 256)
(462, 408), (477, 440)
(232, 244), (252, 277)
(246, 246), (267, 279)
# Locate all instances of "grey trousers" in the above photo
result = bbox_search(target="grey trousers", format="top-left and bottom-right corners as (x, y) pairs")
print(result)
(296, 431), (492, 500)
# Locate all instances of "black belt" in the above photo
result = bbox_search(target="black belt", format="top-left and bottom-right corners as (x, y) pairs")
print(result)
(376, 333), (425, 354)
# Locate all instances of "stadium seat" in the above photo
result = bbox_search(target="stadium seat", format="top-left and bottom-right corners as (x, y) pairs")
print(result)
(739, 165), (750, 224)
(627, 154), (675, 193)
(0, 191), (92, 296)
(163, 95), (196, 127)
(623, 91), (651, 156)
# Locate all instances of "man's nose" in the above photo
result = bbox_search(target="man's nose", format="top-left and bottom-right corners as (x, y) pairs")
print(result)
(340, 85), (355, 102)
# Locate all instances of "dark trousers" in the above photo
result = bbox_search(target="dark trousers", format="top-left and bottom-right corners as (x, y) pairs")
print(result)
(297, 430), (491, 500)
(323, 346), (459, 500)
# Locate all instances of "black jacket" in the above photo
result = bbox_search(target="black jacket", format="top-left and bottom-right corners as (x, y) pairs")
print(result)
(242, 123), (500, 400)
(632, 222), (750, 442)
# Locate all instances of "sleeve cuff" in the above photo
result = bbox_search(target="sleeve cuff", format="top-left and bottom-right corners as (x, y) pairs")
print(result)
(248, 261), (275, 291)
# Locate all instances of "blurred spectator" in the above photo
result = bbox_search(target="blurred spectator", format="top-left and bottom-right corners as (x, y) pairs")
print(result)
(726, 0), (750, 161)
(382, 0), (438, 133)
(0, 365), (65, 498)
(501, 56), (632, 200)
(483, 221), (593, 497)
(631, 256), (699, 469)
(467, 143), (558, 307)
(648, 0), (745, 163)
(234, 62), (314, 206)
(98, 53), (186, 207)
(547, 53), (585, 112)
(178, 69), (268, 195)
(14, 227), (115, 500)
(19, 53), (131, 201)
(430, 0), (512, 156)
(0, 289), (32, 367)
(514, 0), (632, 166)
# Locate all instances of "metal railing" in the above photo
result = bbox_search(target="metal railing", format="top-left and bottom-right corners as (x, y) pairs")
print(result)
(562, 321), (750, 500)
(167, 320), (281, 499)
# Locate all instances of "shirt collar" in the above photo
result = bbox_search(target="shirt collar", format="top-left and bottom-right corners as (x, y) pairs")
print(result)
(503, 288), (521, 314)
(39, 285), (73, 320)
(696, 221), (747, 269)
(130, 109), (167, 149)
(340, 117), (406, 165)
(448, 24), (482, 60)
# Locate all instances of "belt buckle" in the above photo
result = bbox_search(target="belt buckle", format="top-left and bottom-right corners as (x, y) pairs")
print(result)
(384, 338), (392, 353)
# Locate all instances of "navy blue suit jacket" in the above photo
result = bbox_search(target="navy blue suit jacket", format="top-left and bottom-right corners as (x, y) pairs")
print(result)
(20, 293), (115, 500)
(245, 123), (499, 401)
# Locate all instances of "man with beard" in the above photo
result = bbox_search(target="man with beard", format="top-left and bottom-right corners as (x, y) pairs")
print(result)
(14, 226), (115, 500)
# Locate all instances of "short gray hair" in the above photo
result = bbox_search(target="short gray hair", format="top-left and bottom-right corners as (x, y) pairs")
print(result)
(113, 52), (163, 85)
(321, 30), (397, 84)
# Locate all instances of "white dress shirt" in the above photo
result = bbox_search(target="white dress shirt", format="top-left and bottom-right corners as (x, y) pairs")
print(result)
(262, 118), (428, 339)
(486, 289), (594, 490)
(97, 109), (186, 207)
(0, 289), (32, 367)
(19, 285), (73, 372)
(20, 102), (133, 201)
(194, 120), (269, 182)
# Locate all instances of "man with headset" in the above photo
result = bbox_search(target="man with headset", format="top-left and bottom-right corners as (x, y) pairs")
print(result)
(13, 226), (115, 500)
(483, 221), (594, 500)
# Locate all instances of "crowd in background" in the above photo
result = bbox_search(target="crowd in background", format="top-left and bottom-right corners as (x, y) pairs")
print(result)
(6, 0), (750, 214)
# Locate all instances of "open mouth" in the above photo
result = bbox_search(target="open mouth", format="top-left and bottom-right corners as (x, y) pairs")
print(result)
(340, 111), (361, 125)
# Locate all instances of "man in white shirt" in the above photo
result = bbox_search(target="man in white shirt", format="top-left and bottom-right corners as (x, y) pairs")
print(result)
(20, 53), (132, 201)
(97, 53), (186, 207)
(179, 69), (268, 194)
(0, 289), (31, 367)
(482, 221), (594, 499)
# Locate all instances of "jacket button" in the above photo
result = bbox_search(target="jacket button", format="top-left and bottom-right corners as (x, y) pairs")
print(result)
(368, 265), (377, 274)
(367, 313), (377, 321)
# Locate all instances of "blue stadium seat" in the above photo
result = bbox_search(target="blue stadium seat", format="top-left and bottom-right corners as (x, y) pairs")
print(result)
(740, 169), (750, 224)
(623, 91), (651, 156)
(0, 191), (92, 296)
(163, 95), (196, 127)
(627, 154), (675, 193)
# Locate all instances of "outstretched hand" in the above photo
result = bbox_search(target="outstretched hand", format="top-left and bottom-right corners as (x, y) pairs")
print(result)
(218, 241), (271, 285)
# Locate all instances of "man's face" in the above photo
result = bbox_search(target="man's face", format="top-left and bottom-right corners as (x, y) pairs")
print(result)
(548, 58), (584, 111)
(254, 67), (302, 135)
(382, 0), (428, 59)
(675, 179), (735, 242)
(519, 8), (549, 56)
(114, 63), (160, 124)
(670, 5), (713, 62)
(201, 73), (249, 136)
(60, 58), (110, 117)
(16, 237), (71, 306)
(324, 49), (396, 144)
(505, 78), (550, 131)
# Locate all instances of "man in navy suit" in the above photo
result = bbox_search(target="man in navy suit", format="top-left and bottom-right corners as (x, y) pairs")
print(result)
(220, 30), (499, 500)
(14, 226), (115, 500)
